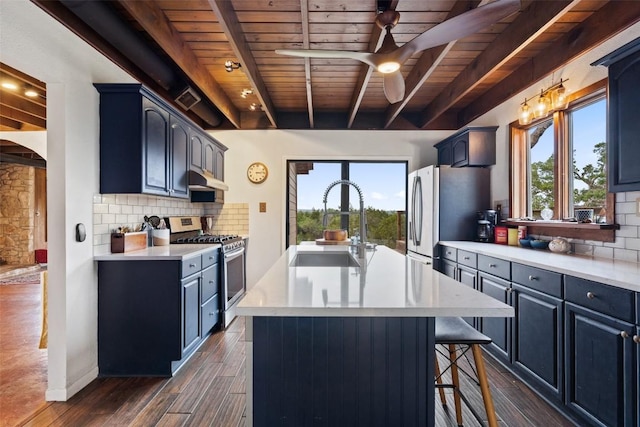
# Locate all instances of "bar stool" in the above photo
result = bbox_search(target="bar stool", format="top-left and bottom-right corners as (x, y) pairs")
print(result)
(434, 317), (498, 427)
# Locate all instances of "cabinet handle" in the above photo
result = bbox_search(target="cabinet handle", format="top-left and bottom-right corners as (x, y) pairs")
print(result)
(633, 335), (640, 344)
(528, 275), (538, 281)
(209, 280), (214, 284)
(209, 312), (215, 316)
(209, 256), (214, 260)
(189, 263), (197, 268)
(620, 331), (630, 339)
(505, 287), (512, 293)
(463, 256), (470, 260)
(586, 291), (595, 299)
(446, 251), (452, 255)
(489, 264), (497, 268)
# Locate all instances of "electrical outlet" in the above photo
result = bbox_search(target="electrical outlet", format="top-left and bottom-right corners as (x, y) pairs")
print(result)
(259, 202), (267, 213)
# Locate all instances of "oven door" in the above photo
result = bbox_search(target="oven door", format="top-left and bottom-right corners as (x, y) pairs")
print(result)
(223, 246), (246, 314)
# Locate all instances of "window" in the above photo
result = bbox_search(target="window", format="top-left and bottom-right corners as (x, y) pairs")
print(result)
(286, 160), (407, 250)
(510, 80), (615, 239)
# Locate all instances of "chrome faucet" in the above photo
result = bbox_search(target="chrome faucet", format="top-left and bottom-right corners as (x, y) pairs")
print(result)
(322, 179), (367, 259)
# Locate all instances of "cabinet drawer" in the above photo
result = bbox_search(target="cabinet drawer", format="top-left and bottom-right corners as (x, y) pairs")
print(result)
(478, 255), (510, 280)
(457, 250), (477, 268)
(202, 248), (219, 269)
(565, 276), (635, 322)
(182, 256), (202, 278)
(202, 263), (219, 302)
(202, 294), (220, 334)
(512, 263), (562, 298)
(441, 246), (457, 262)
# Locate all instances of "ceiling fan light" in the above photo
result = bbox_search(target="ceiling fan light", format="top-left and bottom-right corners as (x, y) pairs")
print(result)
(378, 61), (400, 74)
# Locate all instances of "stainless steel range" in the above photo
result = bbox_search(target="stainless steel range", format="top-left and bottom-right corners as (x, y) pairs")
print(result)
(166, 216), (246, 328)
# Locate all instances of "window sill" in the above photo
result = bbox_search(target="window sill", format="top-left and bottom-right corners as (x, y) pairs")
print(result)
(504, 220), (619, 243)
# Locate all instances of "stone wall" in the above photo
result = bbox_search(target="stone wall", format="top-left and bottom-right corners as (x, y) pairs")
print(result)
(0, 163), (35, 264)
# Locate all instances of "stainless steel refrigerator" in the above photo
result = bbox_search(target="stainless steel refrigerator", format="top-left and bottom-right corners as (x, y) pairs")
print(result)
(407, 165), (490, 263)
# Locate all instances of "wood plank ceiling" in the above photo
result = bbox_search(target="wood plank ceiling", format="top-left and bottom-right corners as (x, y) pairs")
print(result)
(24, 0), (640, 130)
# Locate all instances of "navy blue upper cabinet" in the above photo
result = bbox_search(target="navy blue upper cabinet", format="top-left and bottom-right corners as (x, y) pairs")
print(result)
(95, 84), (189, 199)
(435, 126), (497, 167)
(593, 38), (640, 192)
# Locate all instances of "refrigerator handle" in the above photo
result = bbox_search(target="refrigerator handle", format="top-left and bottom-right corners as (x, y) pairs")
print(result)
(414, 176), (422, 246)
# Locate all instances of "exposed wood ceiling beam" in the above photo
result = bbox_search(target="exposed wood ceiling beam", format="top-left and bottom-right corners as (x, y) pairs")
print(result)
(118, 0), (241, 128)
(208, 0), (278, 128)
(347, 0), (398, 128)
(300, 0), (314, 128)
(383, 0), (482, 129)
(458, 0), (640, 126)
(0, 91), (46, 119)
(0, 105), (46, 129)
(416, 0), (578, 129)
(0, 116), (22, 130)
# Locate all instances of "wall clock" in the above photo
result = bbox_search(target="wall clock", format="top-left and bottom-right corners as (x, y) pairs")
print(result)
(247, 162), (268, 184)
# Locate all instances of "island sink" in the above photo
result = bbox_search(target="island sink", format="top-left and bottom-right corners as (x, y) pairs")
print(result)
(290, 251), (360, 267)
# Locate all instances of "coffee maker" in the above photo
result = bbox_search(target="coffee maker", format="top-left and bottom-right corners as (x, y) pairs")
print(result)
(476, 210), (498, 242)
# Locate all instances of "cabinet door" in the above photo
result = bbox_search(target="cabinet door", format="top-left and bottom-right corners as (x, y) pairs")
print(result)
(436, 140), (452, 166)
(170, 116), (189, 198)
(214, 146), (224, 180)
(203, 139), (215, 175)
(608, 47), (640, 192)
(451, 136), (470, 167)
(636, 326), (639, 427)
(441, 259), (457, 279)
(458, 265), (477, 327)
(479, 272), (511, 362)
(564, 302), (635, 427)
(190, 132), (203, 170)
(512, 284), (563, 401)
(182, 276), (201, 355)
(142, 97), (170, 195)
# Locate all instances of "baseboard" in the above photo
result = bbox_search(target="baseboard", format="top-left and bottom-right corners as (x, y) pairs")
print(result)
(45, 366), (99, 401)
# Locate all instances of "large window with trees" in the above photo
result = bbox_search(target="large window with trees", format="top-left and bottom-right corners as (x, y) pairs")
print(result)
(510, 80), (614, 240)
(286, 160), (407, 250)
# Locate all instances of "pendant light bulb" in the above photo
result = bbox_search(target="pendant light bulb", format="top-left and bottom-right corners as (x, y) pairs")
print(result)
(533, 90), (550, 119)
(518, 99), (532, 125)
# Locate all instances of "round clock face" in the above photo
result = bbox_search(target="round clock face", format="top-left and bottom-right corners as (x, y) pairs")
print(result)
(247, 162), (268, 183)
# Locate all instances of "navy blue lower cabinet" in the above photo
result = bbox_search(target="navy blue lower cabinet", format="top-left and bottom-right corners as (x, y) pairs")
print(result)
(479, 272), (511, 363)
(511, 284), (563, 402)
(564, 302), (636, 426)
(457, 265), (478, 328)
(252, 316), (435, 427)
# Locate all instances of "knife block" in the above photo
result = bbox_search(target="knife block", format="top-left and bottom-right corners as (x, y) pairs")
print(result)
(111, 231), (147, 253)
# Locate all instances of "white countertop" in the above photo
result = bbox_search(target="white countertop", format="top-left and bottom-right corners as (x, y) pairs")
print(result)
(440, 241), (640, 292)
(94, 244), (221, 261)
(236, 245), (514, 318)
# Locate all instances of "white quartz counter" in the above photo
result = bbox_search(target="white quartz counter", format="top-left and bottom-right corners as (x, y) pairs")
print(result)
(236, 245), (513, 318)
(439, 241), (640, 292)
(94, 244), (221, 261)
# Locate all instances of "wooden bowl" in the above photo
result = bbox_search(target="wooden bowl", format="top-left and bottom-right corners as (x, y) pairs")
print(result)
(323, 229), (348, 241)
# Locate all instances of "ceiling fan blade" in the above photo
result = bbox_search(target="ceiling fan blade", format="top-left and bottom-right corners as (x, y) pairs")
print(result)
(276, 49), (377, 68)
(393, 0), (521, 63)
(383, 71), (405, 104)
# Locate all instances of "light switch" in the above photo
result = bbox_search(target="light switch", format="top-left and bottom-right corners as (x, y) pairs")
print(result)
(259, 202), (267, 213)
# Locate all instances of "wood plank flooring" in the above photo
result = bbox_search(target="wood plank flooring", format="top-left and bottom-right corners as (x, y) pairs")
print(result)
(3, 278), (576, 427)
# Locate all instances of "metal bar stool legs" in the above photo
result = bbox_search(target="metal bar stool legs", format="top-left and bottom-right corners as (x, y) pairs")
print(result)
(434, 317), (498, 427)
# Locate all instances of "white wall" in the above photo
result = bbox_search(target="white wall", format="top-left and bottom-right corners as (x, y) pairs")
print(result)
(0, 0), (134, 400)
(0, 131), (47, 159)
(208, 130), (440, 288)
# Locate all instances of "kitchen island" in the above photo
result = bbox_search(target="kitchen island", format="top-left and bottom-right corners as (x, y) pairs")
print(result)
(236, 244), (513, 427)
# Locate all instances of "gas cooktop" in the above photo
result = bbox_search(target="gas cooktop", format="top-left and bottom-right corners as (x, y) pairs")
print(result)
(174, 234), (241, 244)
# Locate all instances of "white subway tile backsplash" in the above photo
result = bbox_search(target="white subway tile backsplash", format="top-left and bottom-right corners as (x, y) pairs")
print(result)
(593, 246), (614, 259)
(617, 225), (639, 238)
(625, 237), (640, 251)
(625, 214), (640, 226)
(603, 238), (625, 249)
(616, 201), (637, 214)
(94, 203), (108, 214)
(613, 248), (638, 263)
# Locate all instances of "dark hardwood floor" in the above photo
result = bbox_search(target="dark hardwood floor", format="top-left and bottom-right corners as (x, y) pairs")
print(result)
(4, 285), (575, 427)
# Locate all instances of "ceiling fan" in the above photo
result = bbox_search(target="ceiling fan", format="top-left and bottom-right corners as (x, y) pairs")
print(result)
(276, 0), (521, 104)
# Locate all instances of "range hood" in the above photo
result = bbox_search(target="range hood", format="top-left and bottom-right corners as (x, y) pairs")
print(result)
(189, 170), (229, 191)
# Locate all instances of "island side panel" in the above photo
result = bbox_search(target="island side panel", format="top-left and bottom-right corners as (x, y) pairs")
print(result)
(252, 316), (435, 427)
